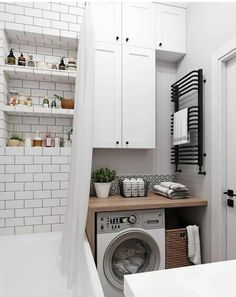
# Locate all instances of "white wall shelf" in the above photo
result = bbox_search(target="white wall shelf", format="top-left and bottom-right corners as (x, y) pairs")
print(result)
(3, 104), (74, 118)
(5, 29), (78, 50)
(3, 65), (76, 84)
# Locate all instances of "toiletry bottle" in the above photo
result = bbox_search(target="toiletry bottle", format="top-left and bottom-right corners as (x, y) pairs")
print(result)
(28, 55), (35, 67)
(33, 131), (42, 147)
(123, 178), (132, 197)
(45, 131), (52, 147)
(59, 57), (66, 70)
(24, 134), (32, 147)
(131, 178), (138, 197)
(7, 49), (16, 65)
(51, 99), (56, 108)
(137, 178), (145, 197)
(18, 53), (26, 66)
(43, 96), (49, 108)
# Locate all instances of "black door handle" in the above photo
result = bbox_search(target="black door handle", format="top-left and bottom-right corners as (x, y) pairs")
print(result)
(159, 42), (163, 47)
(224, 189), (236, 197)
(116, 141), (119, 144)
(126, 37), (129, 42)
(126, 141), (129, 145)
(116, 36), (119, 41)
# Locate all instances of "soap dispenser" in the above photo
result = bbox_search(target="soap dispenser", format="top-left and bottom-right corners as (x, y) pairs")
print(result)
(7, 49), (16, 65)
(59, 57), (66, 70)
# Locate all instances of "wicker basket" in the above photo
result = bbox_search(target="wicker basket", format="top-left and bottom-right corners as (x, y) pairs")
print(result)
(165, 228), (193, 269)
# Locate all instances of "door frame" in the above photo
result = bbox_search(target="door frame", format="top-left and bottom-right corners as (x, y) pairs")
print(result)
(211, 37), (236, 262)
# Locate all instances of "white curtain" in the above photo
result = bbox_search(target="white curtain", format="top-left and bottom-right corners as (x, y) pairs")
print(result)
(61, 3), (95, 292)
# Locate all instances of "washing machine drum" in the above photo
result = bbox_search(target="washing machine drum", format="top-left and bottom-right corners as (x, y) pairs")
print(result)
(103, 229), (160, 290)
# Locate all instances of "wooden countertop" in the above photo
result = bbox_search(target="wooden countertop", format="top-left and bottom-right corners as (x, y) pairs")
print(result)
(86, 193), (207, 256)
(88, 192), (207, 212)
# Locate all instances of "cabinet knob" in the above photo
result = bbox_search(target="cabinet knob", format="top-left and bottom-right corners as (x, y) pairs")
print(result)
(159, 42), (163, 47)
(116, 36), (119, 41)
(116, 141), (119, 144)
(126, 37), (129, 42)
(126, 141), (129, 145)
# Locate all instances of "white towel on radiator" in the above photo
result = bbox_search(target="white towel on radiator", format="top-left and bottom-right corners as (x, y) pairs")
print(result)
(173, 108), (190, 145)
(186, 225), (201, 265)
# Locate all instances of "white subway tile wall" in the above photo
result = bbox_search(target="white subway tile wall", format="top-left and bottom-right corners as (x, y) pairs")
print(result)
(0, 147), (70, 235)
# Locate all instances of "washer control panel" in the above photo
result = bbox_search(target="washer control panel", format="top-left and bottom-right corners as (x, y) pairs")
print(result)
(97, 209), (164, 234)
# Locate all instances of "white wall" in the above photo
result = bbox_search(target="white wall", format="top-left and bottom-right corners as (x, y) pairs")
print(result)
(92, 60), (176, 175)
(177, 2), (236, 263)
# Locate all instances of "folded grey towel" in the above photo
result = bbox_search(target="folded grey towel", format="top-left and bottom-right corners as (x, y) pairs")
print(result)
(154, 184), (190, 199)
(159, 182), (188, 191)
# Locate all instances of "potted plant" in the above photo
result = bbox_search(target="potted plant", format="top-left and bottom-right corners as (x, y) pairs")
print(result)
(7, 134), (24, 147)
(91, 167), (116, 198)
(54, 94), (74, 109)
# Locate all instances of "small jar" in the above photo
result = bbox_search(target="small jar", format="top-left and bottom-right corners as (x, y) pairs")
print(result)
(8, 90), (19, 106)
(28, 55), (35, 67)
(33, 131), (42, 147)
(67, 57), (76, 71)
(25, 96), (32, 107)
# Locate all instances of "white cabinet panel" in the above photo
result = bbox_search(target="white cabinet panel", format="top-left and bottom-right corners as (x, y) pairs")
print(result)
(122, 3), (155, 49)
(122, 46), (156, 149)
(91, 2), (121, 44)
(93, 42), (122, 148)
(155, 4), (186, 54)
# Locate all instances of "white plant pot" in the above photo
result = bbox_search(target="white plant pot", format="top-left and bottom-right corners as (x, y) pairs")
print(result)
(94, 182), (111, 198)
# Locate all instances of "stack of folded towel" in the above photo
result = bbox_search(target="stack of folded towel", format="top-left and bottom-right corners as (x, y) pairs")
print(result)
(153, 181), (190, 199)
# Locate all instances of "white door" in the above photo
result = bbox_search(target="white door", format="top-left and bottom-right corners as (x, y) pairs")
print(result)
(225, 56), (236, 259)
(122, 2), (155, 49)
(155, 4), (186, 53)
(122, 46), (156, 149)
(93, 42), (122, 148)
(91, 2), (121, 44)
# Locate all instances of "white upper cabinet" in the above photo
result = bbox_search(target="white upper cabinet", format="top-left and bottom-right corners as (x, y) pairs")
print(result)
(122, 46), (156, 149)
(155, 4), (186, 54)
(91, 2), (155, 49)
(91, 2), (121, 44)
(93, 42), (122, 148)
(122, 3), (155, 48)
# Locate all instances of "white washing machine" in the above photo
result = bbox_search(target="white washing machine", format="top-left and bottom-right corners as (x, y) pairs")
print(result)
(96, 209), (165, 297)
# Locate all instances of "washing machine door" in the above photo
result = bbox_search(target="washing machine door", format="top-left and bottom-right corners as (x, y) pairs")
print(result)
(103, 229), (160, 290)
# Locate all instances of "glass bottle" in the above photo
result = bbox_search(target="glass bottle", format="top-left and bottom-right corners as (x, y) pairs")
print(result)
(7, 49), (16, 65)
(18, 53), (26, 66)
(45, 131), (52, 147)
(43, 96), (49, 108)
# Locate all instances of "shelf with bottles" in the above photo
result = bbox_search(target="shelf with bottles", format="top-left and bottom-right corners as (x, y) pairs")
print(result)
(2, 104), (74, 118)
(6, 131), (73, 149)
(2, 64), (76, 84)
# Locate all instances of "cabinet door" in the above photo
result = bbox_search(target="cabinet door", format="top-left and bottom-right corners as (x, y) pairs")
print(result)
(122, 46), (156, 149)
(93, 42), (122, 148)
(122, 3), (155, 49)
(91, 2), (121, 44)
(155, 4), (186, 53)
